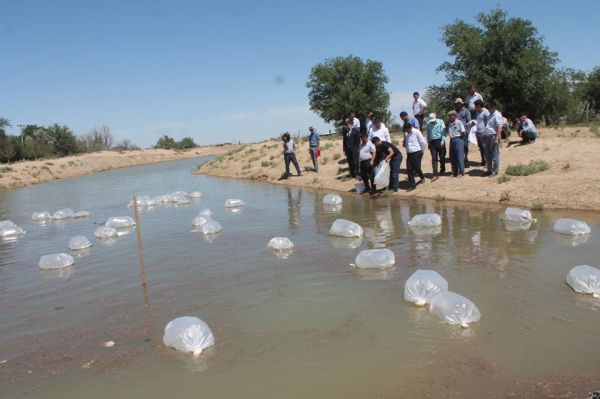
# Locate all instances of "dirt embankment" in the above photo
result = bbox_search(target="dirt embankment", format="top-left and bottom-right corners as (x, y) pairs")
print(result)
(0, 145), (239, 191)
(194, 127), (600, 211)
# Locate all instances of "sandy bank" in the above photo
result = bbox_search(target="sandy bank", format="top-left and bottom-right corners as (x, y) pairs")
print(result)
(0, 145), (239, 191)
(194, 127), (600, 211)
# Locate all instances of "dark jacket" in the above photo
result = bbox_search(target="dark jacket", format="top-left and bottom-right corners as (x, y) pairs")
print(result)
(343, 127), (360, 152)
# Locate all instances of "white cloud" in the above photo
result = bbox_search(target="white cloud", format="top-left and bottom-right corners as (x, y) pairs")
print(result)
(146, 121), (187, 131)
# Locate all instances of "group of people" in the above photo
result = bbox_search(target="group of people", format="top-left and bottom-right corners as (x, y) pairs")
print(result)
(280, 85), (539, 195)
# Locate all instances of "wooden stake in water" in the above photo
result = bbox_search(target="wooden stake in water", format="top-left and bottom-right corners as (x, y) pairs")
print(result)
(132, 195), (148, 287)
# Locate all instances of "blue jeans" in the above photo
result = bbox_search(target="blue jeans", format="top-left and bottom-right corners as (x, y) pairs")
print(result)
(484, 135), (499, 175)
(450, 138), (465, 176)
(388, 154), (402, 191)
(284, 153), (301, 176)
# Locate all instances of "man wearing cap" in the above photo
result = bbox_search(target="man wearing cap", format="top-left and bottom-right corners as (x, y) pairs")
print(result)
(454, 98), (472, 166)
(447, 110), (466, 177)
(467, 85), (484, 117)
(400, 111), (420, 130)
(484, 99), (504, 177)
(517, 113), (537, 144)
(426, 113), (446, 181)
(308, 127), (320, 172)
(412, 92), (428, 130)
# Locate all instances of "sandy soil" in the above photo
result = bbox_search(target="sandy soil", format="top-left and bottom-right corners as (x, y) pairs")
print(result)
(195, 127), (600, 211)
(0, 145), (239, 191)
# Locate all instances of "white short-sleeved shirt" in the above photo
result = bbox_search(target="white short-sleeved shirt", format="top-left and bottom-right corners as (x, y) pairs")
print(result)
(447, 120), (466, 138)
(475, 108), (490, 133)
(352, 117), (360, 130)
(404, 128), (427, 153)
(284, 138), (295, 153)
(412, 98), (427, 116)
(468, 92), (483, 111)
(359, 141), (376, 161)
(485, 110), (504, 136)
(370, 125), (391, 143)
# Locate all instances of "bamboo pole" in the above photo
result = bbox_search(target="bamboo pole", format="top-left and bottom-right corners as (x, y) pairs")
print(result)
(132, 195), (148, 287)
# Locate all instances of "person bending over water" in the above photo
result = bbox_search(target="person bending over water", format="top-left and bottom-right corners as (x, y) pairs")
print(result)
(281, 132), (301, 178)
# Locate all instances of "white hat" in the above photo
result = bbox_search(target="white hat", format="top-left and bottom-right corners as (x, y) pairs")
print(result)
(454, 97), (464, 104)
(428, 113), (437, 122)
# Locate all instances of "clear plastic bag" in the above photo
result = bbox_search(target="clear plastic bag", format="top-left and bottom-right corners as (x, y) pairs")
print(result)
(105, 216), (136, 229)
(189, 191), (203, 198)
(354, 182), (365, 193)
(503, 207), (532, 222)
(566, 265), (600, 298)
(163, 316), (215, 356)
(553, 218), (591, 236)
(200, 220), (222, 234)
(174, 195), (191, 205)
(503, 220), (533, 232)
(408, 213), (442, 227)
(354, 249), (395, 269)
(198, 208), (214, 218)
(225, 199), (245, 208)
(404, 269), (448, 306)
(0, 225), (26, 238)
(53, 208), (75, 220)
(267, 237), (294, 251)
(329, 219), (364, 238)
(171, 191), (190, 198)
(323, 194), (343, 205)
(39, 253), (75, 270)
(73, 210), (92, 218)
(32, 212), (51, 221)
(429, 291), (481, 328)
(373, 162), (390, 186)
(0, 220), (14, 229)
(69, 236), (92, 251)
(95, 226), (118, 239)
(192, 215), (211, 227)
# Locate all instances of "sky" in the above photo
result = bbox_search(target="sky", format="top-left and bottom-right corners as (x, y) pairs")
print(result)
(1, 0), (600, 147)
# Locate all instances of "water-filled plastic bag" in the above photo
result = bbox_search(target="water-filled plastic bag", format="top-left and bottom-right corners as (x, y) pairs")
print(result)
(189, 191), (202, 198)
(323, 194), (342, 205)
(354, 249), (395, 269)
(200, 220), (222, 234)
(267, 237), (294, 251)
(408, 213), (442, 227)
(503, 207), (532, 222)
(163, 316), (215, 356)
(171, 191), (190, 198)
(174, 195), (191, 205)
(39, 253), (75, 270)
(503, 220), (533, 232)
(198, 208), (213, 218)
(0, 220), (14, 229)
(32, 212), (51, 221)
(329, 219), (363, 238)
(566, 265), (600, 298)
(355, 182), (365, 193)
(553, 218), (590, 236)
(193, 215), (211, 227)
(429, 291), (481, 328)
(225, 199), (245, 208)
(106, 216), (136, 229)
(323, 204), (342, 214)
(73, 210), (91, 218)
(95, 226), (118, 239)
(0, 225), (25, 238)
(53, 208), (75, 220)
(373, 162), (390, 186)
(69, 236), (92, 251)
(404, 270), (448, 306)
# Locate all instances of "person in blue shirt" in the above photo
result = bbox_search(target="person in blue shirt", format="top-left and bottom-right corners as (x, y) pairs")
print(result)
(517, 113), (537, 144)
(307, 127), (320, 172)
(426, 113), (447, 180)
(400, 111), (420, 130)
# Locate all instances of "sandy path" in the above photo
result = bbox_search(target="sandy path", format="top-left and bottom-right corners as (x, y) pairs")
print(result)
(0, 145), (239, 191)
(195, 127), (600, 211)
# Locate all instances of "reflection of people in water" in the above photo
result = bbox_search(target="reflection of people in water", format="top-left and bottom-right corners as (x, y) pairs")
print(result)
(287, 187), (302, 231)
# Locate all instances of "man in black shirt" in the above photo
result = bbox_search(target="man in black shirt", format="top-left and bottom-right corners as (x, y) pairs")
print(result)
(371, 137), (403, 192)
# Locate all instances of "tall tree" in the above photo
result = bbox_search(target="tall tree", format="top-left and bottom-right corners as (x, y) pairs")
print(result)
(306, 55), (390, 130)
(46, 124), (79, 156)
(432, 8), (565, 121)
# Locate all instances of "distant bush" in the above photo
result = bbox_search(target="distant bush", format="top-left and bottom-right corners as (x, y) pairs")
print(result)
(497, 174), (511, 184)
(506, 159), (549, 176)
(333, 152), (341, 160)
(531, 201), (544, 211)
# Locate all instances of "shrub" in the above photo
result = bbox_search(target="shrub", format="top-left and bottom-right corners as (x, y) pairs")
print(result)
(497, 174), (511, 184)
(0, 166), (14, 173)
(333, 152), (341, 160)
(531, 201), (544, 211)
(261, 161), (271, 167)
(321, 156), (329, 165)
(248, 156), (260, 163)
(505, 159), (549, 176)
(499, 191), (511, 202)
(562, 162), (570, 170)
(269, 155), (275, 160)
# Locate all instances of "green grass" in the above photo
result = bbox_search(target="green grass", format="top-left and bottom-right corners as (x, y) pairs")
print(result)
(505, 159), (549, 176)
(497, 174), (511, 184)
(248, 156), (260, 163)
(261, 161), (271, 167)
(590, 123), (600, 137)
(0, 166), (14, 173)
(321, 156), (329, 165)
(531, 201), (544, 211)
(434, 194), (446, 202)
(333, 152), (341, 160)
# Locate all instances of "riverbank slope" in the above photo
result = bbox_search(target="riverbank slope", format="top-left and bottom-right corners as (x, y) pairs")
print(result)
(0, 145), (239, 191)
(194, 127), (600, 211)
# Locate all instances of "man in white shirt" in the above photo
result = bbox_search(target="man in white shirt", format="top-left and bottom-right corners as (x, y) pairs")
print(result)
(412, 92), (428, 130)
(349, 112), (360, 131)
(282, 132), (301, 178)
(369, 117), (391, 143)
(403, 122), (427, 190)
(472, 100), (489, 166)
(483, 99), (503, 177)
(365, 111), (375, 137)
(447, 110), (466, 177)
(467, 85), (484, 117)
(358, 131), (377, 194)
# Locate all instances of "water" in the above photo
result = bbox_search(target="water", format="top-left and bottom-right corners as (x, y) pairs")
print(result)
(1, 157), (599, 398)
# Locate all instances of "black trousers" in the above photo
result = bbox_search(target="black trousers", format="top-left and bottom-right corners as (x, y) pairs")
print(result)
(476, 132), (486, 163)
(359, 160), (375, 192)
(407, 150), (424, 186)
(429, 139), (446, 176)
(284, 153), (301, 176)
(345, 147), (359, 177)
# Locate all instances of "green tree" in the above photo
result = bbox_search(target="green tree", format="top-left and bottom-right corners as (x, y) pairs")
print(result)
(155, 134), (176, 149)
(46, 124), (79, 156)
(306, 55), (390, 130)
(0, 117), (10, 136)
(583, 67), (600, 115)
(175, 137), (197, 149)
(432, 8), (566, 121)
(21, 125), (53, 160)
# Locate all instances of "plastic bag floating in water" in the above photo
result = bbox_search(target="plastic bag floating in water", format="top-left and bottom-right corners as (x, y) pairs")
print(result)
(69, 236), (92, 251)
(429, 291), (481, 328)
(0, 225), (26, 239)
(566, 265), (600, 298)
(200, 220), (222, 235)
(0, 220), (14, 229)
(198, 208), (213, 218)
(408, 213), (442, 227)
(73, 210), (92, 218)
(323, 194), (342, 205)
(173, 195), (191, 205)
(404, 269), (448, 306)
(553, 218), (591, 236)
(163, 316), (215, 356)
(192, 215), (211, 227)
(32, 212), (51, 221)
(503, 207), (532, 222)
(189, 191), (202, 198)
(267, 237), (294, 251)
(225, 199), (245, 208)
(105, 216), (136, 229)
(39, 253), (75, 270)
(171, 191), (190, 198)
(53, 208), (75, 220)
(95, 226), (118, 239)
(354, 249), (395, 269)
(503, 220), (533, 232)
(330, 219), (363, 238)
